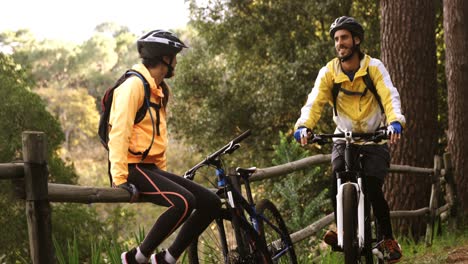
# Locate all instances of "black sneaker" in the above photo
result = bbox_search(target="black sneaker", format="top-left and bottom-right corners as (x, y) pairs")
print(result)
(121, 248), (149, 264)
(150, 251), (169, 264)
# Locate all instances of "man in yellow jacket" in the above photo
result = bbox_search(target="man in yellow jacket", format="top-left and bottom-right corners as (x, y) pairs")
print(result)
(113, 30), (222, 264)
(294, 17), (404, 263)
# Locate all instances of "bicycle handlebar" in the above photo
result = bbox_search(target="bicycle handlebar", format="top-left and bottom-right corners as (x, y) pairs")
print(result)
(183, 130), (252, 180)
(310, 129), (389, 145)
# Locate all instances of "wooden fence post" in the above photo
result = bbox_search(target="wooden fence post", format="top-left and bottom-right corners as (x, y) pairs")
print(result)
(22, 131), (55, 263)
(442, 153), (458, 229)
(425, 155), (441, 246)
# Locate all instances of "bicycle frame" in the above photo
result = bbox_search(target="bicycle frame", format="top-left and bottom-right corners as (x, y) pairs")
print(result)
(184, 130), (296, 263)
(312, 130), (388, 263)
(215, 161), (293, 261)
(336, 132), (366, 250)
(239, 170), (294, 261)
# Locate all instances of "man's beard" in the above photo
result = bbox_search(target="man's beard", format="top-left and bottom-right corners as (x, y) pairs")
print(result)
(337, 44), (359, 62)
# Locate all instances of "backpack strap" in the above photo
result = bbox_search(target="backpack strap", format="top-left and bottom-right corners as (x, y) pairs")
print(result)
(332, 83), (340, 116)
(130, 71), (161, 136)
(362, 68), (384, 114)
(331, 68), (384, 116)
(125, 70), (160, 161)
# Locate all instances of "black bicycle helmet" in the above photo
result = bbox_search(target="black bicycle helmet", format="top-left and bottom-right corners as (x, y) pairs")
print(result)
(137, 30), (188, 59)
(329, 16), (364, 41)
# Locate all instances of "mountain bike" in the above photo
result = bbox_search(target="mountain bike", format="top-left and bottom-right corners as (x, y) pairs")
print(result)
(185, 130), (297, 264)
(311, 130), (388, 264)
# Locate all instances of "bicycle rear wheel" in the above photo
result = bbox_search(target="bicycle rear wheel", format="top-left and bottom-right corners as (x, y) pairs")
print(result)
(342, 184), (359, 264)
(256, 199), (298, 264)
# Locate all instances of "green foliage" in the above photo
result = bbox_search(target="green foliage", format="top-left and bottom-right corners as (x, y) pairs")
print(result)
(0, 53), (115, 262)
(435, 5), (448, 154)
(268, 132), (331, 230)
(0, 53), (63, 161)
(35, 87), (100, 154)
(172, 0), (380, 167)
(0, 25), (140, 98)
(52, 226), (148, 264)
(53, 234), (79, 264)
(256, 132), (332, 262)
(0, 53), (75, 262)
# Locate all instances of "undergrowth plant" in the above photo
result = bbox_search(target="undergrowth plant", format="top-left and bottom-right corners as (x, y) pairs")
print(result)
(53, 226), (146, 264)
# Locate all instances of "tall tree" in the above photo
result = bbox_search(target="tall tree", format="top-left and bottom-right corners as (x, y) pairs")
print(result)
(443, 0), (468, 212)
(380, 0), (438, 236)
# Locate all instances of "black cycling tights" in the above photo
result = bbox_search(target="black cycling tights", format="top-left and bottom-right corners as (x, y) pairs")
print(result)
(127, 163), (222, 258)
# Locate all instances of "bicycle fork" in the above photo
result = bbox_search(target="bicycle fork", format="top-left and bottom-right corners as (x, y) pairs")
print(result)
(336, 179), (365, 249)
(337, 132), (365, 250)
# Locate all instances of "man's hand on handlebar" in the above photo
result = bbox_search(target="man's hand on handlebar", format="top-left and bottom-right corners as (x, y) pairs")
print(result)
(294, 127), (312, 146)
(387, 121), (402, 145)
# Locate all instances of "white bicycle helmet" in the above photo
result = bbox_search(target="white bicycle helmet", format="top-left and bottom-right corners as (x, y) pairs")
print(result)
(137, 30), (188, 59)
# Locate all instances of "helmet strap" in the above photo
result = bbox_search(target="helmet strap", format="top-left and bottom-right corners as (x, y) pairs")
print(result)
(161, 56), (175, 78)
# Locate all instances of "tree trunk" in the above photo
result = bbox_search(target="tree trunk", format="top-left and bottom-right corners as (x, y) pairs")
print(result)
(443, 0), (468, 213)
(380, 0), (438, 237)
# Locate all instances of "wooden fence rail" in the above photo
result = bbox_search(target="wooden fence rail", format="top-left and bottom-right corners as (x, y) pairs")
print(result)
(0, 131), (458, 263)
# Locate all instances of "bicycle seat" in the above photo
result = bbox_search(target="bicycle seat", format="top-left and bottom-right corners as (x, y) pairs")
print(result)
(236, 167), (257, 176)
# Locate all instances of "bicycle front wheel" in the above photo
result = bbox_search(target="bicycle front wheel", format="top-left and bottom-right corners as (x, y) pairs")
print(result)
(256, 199), (298, 264)
(342, 184), (359, 264)
(187, 214), (237, 264)
(187, 209), (272, 264)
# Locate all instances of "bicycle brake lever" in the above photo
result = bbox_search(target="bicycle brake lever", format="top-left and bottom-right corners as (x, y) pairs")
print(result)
(311, 135), (326, 145)
(184, 172), (195, 180)
(224, 143), (240, 154)
(372, 131), (388, 143)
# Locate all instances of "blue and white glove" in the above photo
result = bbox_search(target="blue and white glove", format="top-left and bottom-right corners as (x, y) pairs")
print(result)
(294, 127), (311, 146)
(387, 121), (402, 145)
(387, 121), (402, 135)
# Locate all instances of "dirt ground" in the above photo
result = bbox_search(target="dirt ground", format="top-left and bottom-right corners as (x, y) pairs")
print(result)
(399, 242), (468, 264)
(445, 244), (468, 264)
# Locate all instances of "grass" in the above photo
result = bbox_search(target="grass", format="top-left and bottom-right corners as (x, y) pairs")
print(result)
(398, 223), (468, 264)
(52, 227), (145, 264)
(51, 226), (190, 264)
(47, 219), (467, 263)
(314, 220), (468, 264)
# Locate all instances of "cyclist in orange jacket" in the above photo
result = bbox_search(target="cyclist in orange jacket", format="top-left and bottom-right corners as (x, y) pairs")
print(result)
(294, 16), (404, 263)
(112, 30), (222, 264)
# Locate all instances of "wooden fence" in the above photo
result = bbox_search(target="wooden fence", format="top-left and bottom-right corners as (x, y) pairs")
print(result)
(0, 131), (459, 263)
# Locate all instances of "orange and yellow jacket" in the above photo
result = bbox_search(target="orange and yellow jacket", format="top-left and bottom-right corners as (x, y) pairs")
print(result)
(108, 63), (168, 186)
(295, 55), (406, 137)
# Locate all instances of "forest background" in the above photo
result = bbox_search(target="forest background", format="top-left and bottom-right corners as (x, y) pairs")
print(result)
(1, 0), (467, 262)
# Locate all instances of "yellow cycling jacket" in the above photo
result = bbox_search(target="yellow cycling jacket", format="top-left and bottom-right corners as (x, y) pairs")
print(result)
(295, 55), (406, 135)
(108, 63), (168, 186)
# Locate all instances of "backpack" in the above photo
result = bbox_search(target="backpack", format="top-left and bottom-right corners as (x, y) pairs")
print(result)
(98, 69), (161, 186)
(331, 68), (384, 116)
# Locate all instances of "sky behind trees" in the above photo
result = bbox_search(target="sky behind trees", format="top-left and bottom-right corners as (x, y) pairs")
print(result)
(0, 0), (189, 43)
